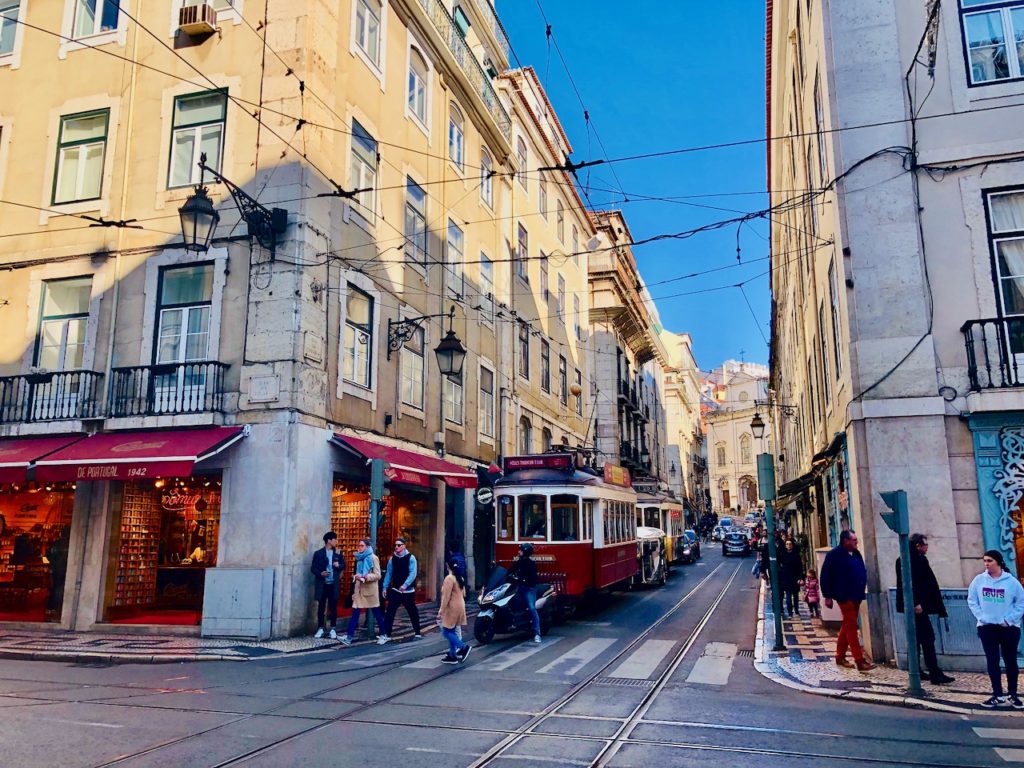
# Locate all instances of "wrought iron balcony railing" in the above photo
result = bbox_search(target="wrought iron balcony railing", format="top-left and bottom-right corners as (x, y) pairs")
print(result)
(109, 361), (229, 417)
(962, 317), (1024, 390)
(471, 0), (511, 65)
(0, 370), (103, 424)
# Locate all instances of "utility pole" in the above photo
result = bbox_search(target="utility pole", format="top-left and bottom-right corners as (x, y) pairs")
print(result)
(880, 490), (924, 697)
(757, 451), (785, 652)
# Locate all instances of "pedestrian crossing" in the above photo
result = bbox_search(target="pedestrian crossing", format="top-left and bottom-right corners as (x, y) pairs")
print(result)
(974, 727), (1024, 763)
(607, 639), (676, 680)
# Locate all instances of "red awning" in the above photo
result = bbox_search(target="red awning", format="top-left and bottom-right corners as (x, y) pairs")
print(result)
(331, 434), (477, 489)
(0, 434), (86, 483)
(35, 426), (247, 482)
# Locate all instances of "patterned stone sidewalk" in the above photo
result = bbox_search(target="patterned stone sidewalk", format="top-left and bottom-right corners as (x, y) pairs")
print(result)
(752, 580), (1021, 716)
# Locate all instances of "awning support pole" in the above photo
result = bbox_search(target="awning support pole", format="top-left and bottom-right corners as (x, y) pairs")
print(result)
(367, 458), (386, 636)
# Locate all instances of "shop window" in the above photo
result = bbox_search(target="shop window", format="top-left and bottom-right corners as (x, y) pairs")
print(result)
(551, 494), (579, 541)
(0, 483), (74, 622)
(168, 90), (227, 189)
(518, 494), (547, 540)
(497, 495), (515, 541)
(36, 276), (91, 370)
(400, 325), (424, 409)
(343, 284), (374, 388)
(53, 109), (109, 204)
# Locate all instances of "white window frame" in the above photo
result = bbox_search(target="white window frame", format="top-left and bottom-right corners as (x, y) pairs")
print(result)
(167, 89), (228, 189)
(518, 322), (530, 380)
(557, 276), (566, 321)
(52, 109), (109, 206)
(480, 150), (494, 208)
(516, 135), (528, 190)
(0, 0), (27, 69)
(959, 1), (1024, 85)
(35, 277), (93, 372)
(479, 362), (496, 439)
(516, 223), (529, 283)
(558, 354), (568, 407)
(828, 258), (842, 378)
(59, 0), (127, 58)
(540, 339), (551, 393)
(351, 0), (387, 85)
(574, 369), (583, 416)
(444, 370), (464, 425)
(400, 324), (425, 410)
(479, 252), (495, 324)
(349, 118), (378, 225)
(539, 179), (548, 220)
(404, 176), (427, 269)
(335, 270), (381, 409)
(540, 258), (549, 303)
(405, 43), (430, 134)
(447, 219), (465, 298)
(574, 294), (582, 340)
(556, 199), (565, 242)
(448, 103), (465, 173)
(739, 435), (752, 466)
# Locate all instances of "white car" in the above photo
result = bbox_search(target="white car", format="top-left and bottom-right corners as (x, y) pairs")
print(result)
(711, 525), (727, 541)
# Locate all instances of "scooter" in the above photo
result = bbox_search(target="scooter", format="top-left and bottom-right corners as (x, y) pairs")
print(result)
(473, 566), (556, 645)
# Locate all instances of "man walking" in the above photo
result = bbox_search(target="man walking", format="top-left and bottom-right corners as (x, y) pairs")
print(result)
(821, 530), (876, 672)
(377, 537), (422, 645)
(896, 533), (955, 685)
(310, 531), (343, 639)
(778, 539), (804, 618)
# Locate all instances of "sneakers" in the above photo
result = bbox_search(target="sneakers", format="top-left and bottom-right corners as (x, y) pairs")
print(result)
(981, 695), (1006, 709)
(339, 636), (352, 646)
(440, 654), (459, 664)
(456, 645), (472, 663)
(1009, 696), (1024, 711)
(835, 658), (855, 669)
(314, 628), (324, 639)
(534, 635), (542, 644)
(376, 635), (390, 645)
(413, 633), (423, 640)
(855, 660), (876, 672)
(329, 629), (337, 640)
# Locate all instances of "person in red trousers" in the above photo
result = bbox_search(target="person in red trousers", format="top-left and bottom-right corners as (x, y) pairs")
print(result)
(820, 530), (876, 672)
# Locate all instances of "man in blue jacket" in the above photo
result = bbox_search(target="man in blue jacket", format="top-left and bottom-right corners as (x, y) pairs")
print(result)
(820, 530), (875, 671)
(377, 537), (422, 644)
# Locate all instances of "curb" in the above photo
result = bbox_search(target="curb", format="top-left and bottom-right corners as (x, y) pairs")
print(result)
(752, 580), (1021, 717)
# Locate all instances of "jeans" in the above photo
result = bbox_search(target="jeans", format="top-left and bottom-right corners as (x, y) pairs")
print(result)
(836, 600), (865, 663)
(346, 606), (385, 639)
(441, 626), (467, 657)
(317, 584), (338, 629)
(518, 584), (541, 635)
(784, 586), (801, 616)
(383, 589), (421, 635)
(978, 624), (1021, 697)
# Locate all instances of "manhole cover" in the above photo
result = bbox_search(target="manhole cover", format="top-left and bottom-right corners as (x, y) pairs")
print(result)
(592, 677), (656, 689)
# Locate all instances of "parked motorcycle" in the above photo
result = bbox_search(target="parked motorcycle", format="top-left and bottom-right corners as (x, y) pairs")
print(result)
(473, 566), (556, 645)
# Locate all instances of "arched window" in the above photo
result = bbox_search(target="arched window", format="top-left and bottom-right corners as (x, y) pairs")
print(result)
(516, 136), (528, 190)
(542, 427), (553, 452)
(740, 434), (752, 465)
(448, 103), (464, 170)
(716, 443), (726, 468)
(480, 150), (493, 207)
(519, 416), (532, 454)
(407, 47), (428, 125)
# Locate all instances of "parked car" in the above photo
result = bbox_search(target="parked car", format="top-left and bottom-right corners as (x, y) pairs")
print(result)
(679, 530), (701, 563)
(722, 530), (752, 557)
(711, 525), (727, 542)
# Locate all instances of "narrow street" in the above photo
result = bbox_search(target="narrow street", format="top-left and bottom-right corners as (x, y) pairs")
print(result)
(0, 552), (1016, 767)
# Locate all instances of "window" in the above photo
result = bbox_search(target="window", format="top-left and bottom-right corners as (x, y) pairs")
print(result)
(156, 265), (213, 367)
(36, 277), (91, 370)
(960, 1), (1024, 84)
(53, 110), (108, 204)
(519, 416), (532, 453)
(739, 434), (752, 465)
(540, 258), (549, 302)
(350, 120), (377, 219)
(72, 0), (119, 39)
(404, 178), (427, 267)
(407, 48), (428, 124)
(540, 340), (551, 392)
(480, 150), (493, 207)
(354, 0), (382, 67)
(557, 276), (565, 320)
(444, 370), (463, 424)
(572, 225), (579, 266)
(559, 355), (568, 406)
(539, 179), (548, 219)
(556, 199), (565, 242)
(518, 322), (530, 379)
(518, 494), (547, 539)
(542, 427), (553, 452)
(479, 365), (495, 437)
(716, 443), (726, 467)
(828, 259), (843, 378)
(819, 303), (831, 403)
(516, 223), (529, 282)
(447, 220), (464, 297)
(574, 295), (582, 339)
(343, 284), (373, 388)
(813, 71), (827, 181)
(551, 495), (579, 541)
(575, 369), (583, 415)
(516, 136), (528, 190)
(168, 90), (227, 188)
(1, 2), (19, 56)
(479, 252), (494, 322)
(988, 191), (1024, 351)
(400, 326), (424, 409)
(583, 500), (594, 541)
(497, 495), (515, 541)
(448, 104), (464, 170)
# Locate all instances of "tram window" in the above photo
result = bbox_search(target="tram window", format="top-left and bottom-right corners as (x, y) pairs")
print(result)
(497, 496), (515, 541)
(518, 494), (548, 540)
(551, 494), (579, 541)
(612, 502), (621, 543)
(583, 500), (594, 541)
(608, 502), (616, 543)
(627, 505), (636, 538)
(644, 507), (659, 528)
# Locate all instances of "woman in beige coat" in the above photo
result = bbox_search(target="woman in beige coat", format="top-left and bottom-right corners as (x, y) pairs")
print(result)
(438, 559), (471, 663)
(341, 539), (385, 645)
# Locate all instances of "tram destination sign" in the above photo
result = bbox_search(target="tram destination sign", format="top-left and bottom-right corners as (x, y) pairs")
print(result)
(603, 464), (632, 488)
(504, 453), (574, 471)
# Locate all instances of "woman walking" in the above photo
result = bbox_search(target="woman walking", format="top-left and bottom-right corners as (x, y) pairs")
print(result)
(438, 558), (471, 664)
(967, 550), (1024, 709)
(340, 538), (386, 646)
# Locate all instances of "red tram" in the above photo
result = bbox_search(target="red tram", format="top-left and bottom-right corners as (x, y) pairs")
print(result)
(494, 453), (638, 601)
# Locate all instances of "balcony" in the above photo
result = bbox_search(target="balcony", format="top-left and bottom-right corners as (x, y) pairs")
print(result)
(962, 317), (1024, 390)
(109, 362), (229, 417)
(0, 370), (103, 424)
(414, 0), (511, 142)
(470, 0), (511, 67)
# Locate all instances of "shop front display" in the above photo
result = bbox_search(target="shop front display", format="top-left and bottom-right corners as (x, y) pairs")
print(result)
(0, 483), (75, 622)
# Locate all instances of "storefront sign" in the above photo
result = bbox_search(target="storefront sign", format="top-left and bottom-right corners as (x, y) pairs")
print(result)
(72, 461), (196, 481)
(603, 464), (632, 488)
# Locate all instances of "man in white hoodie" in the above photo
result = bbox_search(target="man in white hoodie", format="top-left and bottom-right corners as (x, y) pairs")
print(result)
(967, 549), (1024, 709)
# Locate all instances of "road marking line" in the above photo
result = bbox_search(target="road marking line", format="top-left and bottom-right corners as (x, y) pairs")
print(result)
(406, 747), (482, 758)
(537, 638), (616, 675)
(976, 728), (1024, 741)
(685, 642), (737, 685)
(474, 637), (564, 672)
(50, 719), (124, 729)
(995, 747), (1024, 762)
(607, 639), (676, 680)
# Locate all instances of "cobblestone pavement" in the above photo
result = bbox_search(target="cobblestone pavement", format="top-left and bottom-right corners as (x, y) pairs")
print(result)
(752, 577), (1022, 716)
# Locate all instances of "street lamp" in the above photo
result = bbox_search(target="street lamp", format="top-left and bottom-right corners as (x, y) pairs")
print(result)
(753, 413), (785, 652)
(388, 306), (466, 380)
(179, 185), (219, 253)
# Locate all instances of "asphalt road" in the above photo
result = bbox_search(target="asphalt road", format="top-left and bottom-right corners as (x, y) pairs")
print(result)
(0, 550), (1020, 767)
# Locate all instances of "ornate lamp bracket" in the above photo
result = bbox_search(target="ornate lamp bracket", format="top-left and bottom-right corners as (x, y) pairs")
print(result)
(198, 153), (287, 257)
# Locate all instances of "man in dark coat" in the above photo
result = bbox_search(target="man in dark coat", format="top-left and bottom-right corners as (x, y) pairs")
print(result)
(896, 534), (955, 685)
(821, 530), (875, 671)
(310, 532), (344, 639)
(778, 539), (804, 618)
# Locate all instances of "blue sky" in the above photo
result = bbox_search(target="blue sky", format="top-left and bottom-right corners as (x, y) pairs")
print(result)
(498, 1), (770, 371)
